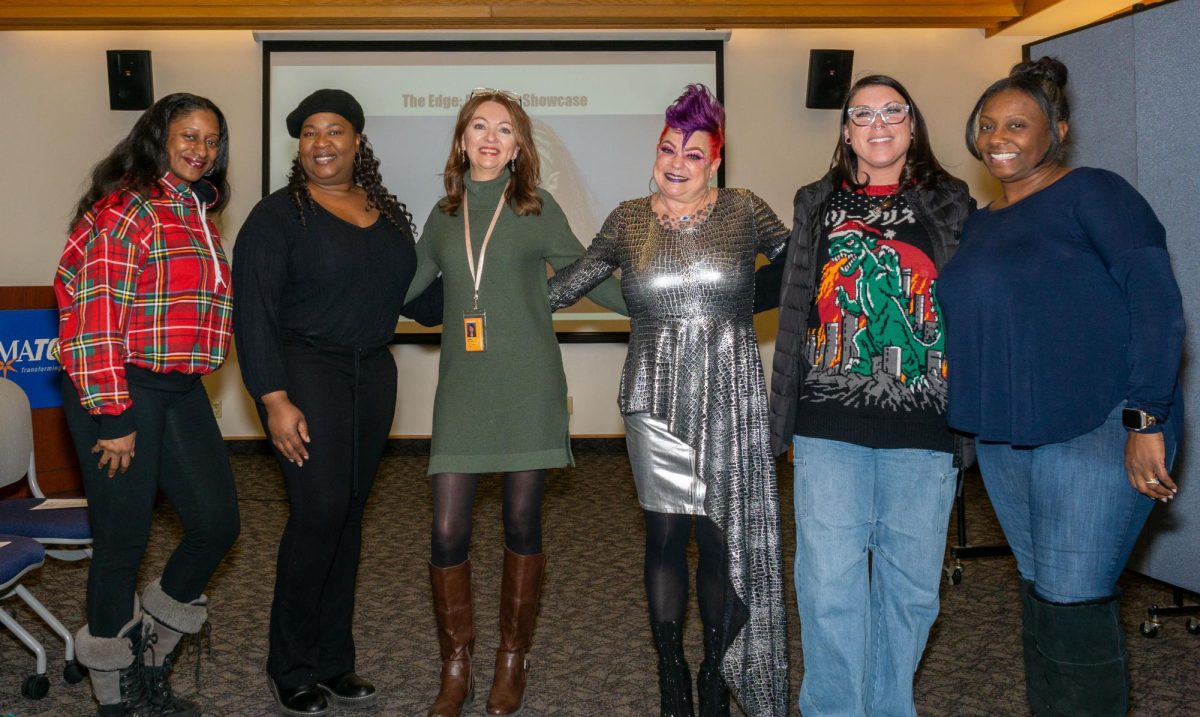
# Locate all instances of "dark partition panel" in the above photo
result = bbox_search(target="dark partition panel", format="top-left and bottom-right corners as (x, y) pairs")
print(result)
(1029, 0), (1200, 594)
(1034, 17), (1138, 181)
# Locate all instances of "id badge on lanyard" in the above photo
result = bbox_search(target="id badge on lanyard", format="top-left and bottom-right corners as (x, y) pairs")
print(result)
(463, 310), (486, 352)
(462, 187), (506, 353)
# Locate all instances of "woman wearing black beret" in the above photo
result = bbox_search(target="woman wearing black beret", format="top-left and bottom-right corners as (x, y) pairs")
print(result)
(233, 88), (442, 715)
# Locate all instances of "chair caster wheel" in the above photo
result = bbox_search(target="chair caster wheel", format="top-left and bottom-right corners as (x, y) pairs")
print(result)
(1140, 621), (1161, 638)
(22, 673), (50, 699)
(64, 659), (87, 683)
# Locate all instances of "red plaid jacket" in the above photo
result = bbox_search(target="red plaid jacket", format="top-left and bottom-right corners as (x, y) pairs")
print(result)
(54, 173), (232, 422)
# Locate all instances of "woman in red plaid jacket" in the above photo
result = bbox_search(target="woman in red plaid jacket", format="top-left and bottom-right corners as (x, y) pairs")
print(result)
(54, 92), (239, 717)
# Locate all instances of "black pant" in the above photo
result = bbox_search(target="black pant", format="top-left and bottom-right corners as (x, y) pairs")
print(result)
(263, 344), (397, 688)
(62, 368), (240, 637)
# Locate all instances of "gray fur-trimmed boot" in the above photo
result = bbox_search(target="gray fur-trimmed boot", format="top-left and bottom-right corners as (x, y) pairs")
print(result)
(75, 610), (156, 717)
(141, 579), (207, 717)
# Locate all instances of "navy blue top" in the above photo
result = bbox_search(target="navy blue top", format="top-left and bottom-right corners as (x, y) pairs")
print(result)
(938, 168), (1184, 445)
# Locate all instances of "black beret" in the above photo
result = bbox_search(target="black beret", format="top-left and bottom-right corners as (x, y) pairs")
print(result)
(286, 89), (365, 138)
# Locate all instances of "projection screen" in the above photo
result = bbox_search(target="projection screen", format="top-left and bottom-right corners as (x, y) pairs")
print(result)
(263, 40), (724, 338)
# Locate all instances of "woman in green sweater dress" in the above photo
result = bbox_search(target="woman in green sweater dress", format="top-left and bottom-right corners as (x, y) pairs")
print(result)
(405, 89), (623, 717)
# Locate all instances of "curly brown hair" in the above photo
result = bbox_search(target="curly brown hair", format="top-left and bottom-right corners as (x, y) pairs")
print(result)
(438, 92), (543, 217)
(287, 133), (415, 232)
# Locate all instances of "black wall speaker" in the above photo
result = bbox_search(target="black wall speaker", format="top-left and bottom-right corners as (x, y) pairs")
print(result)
(107, 50), (154, 111)
(806, 49), (854, 110)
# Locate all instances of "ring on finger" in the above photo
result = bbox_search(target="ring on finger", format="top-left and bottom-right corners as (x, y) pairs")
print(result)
(1145, 479), (1161, 486)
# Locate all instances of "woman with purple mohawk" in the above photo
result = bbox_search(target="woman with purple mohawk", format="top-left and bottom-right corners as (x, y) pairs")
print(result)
(549, 83), (790, 716)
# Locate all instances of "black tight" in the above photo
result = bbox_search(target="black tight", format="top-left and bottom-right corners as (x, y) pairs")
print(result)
(62, 371), (239, 637)
(643, 510), (726, 627)
(430, 470), (546, 567)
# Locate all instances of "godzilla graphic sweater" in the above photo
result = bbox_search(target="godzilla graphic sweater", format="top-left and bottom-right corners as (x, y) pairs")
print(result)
(792, 186), (953, 452)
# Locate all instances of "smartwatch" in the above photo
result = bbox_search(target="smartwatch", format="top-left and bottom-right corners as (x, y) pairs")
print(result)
(1121, 407), (1158, 432)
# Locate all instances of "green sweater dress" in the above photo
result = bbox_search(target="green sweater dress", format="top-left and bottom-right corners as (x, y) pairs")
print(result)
(407, 170), (625, 474)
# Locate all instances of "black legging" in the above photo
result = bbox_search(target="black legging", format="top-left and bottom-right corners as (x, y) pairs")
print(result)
(430, 470), (545, 567)
(644, 510), (726, 628)
(264, 344), (397, 689)
(62, 368), (240, 638)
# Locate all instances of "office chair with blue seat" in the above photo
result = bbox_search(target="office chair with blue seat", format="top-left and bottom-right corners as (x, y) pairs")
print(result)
(0, 375), (89, 689)
(0, 532), (57, 698)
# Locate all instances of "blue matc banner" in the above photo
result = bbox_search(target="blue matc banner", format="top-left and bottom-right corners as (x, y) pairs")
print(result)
(0, 308), (63, 409)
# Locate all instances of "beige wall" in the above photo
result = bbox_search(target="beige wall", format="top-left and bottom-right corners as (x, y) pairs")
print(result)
(0, 28), (1031, 438)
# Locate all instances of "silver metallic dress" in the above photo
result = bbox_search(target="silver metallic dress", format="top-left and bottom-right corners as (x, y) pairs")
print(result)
(549, 188), (790, 716)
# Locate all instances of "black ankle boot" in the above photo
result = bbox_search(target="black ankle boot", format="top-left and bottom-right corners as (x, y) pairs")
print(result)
(318, 671), (377, 708)
(696, 625), (730, 717)
(651, 621), (694, 717)
(269, 677), (329, 715)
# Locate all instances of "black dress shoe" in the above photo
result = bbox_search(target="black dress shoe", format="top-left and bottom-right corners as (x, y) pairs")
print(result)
(318, 672), (378, 708)
(268, 677), (329, 715)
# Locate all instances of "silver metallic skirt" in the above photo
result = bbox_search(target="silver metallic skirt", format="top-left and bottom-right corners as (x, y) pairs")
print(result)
(623, 412), (706, 515)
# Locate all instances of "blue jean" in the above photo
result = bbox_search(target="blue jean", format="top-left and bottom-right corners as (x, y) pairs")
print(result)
(793, 436), (957, 717)
(975, 404), (1177, 604)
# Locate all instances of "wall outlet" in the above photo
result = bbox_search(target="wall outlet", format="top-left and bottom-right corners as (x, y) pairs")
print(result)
(566, 396), (573, 414)
(211, 399), (222, 419)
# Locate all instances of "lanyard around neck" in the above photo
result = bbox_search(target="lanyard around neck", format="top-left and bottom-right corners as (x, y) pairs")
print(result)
(462, 186), (508, 310)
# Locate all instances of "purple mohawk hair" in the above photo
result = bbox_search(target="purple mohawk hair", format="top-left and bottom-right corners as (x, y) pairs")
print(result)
(661, 83), (725, 156)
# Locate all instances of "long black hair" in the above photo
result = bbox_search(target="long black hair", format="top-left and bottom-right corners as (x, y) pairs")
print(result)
(70, 92), (230, 228)
(830, 75), (949, 190)
(287, 133), (415, 233)
(965, 57), (1070, 167)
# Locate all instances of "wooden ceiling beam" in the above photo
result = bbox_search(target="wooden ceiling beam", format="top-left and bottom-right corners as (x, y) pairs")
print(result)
(987, 0), (1070, 36)
(0, 1), (1024, 31)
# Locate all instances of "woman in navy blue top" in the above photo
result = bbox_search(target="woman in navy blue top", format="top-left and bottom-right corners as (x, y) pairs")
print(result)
(939, 58), (1184, 717)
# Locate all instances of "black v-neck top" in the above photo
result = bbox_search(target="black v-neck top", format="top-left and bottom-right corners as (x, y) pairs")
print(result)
(232, 188), (441, 399)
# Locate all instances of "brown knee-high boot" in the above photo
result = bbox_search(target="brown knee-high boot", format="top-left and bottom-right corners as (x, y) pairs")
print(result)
(429, 560), (474, 717)
(486, 549), (547, 716)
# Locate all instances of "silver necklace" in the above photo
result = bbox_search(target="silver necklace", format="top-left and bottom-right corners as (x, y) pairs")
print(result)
(656, 190), (715, 230)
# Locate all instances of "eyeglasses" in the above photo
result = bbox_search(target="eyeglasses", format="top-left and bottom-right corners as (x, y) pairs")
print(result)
(470, 87), (523, 105)
(846, 102), (911, 127)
